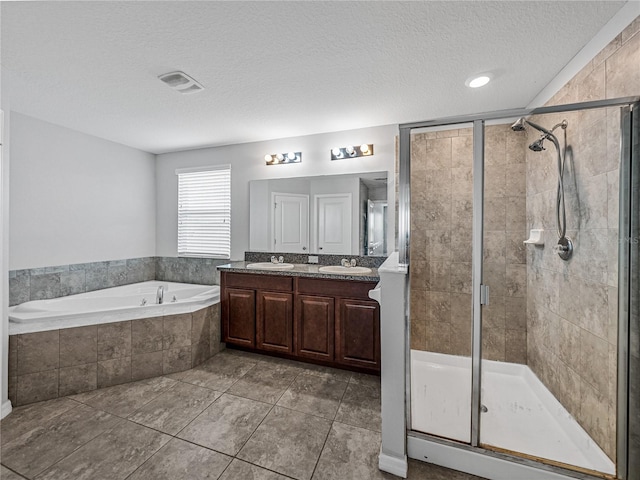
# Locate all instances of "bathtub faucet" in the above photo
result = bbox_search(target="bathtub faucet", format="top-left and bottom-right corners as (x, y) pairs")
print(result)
(156, 285), (164, 305)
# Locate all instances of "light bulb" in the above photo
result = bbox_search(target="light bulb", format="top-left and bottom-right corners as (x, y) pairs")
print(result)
(332, 148), (342, 158)
(466, 75), (491, 88)
(287, 152), (297, 161)
(346, 146), (356, 156)
(276, 153), (284, 162)
(264, 154), (272, 162)
(360, 144), (369, 154)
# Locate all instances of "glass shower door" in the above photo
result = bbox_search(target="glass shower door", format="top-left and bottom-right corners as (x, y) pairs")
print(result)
(409, 123), (475, 443)
(478, 108), (620, 476)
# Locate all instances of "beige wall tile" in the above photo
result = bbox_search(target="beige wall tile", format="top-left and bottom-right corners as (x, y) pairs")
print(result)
(192, 308), (211, 346)
(606, 30), (640, 98)
(163, 314), (192, 350)
(59, 364), (97, 397)
(17, 369), (59, 405)
(132, 351), (164, 381)
(163, 346), (192, 375)
(97, 356), (132, 388)
(98, 321), (132, 361)
(60, 326), (97, 368)
(17, 331), (60, 375)
(131, 317), (164, 354)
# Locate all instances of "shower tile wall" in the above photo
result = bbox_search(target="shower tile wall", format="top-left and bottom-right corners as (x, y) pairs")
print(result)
(410, 126), (527, 362)
(525, 17), (639, 461)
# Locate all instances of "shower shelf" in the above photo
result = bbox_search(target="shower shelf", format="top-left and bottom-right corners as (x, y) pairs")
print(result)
(523, 229), (544, 246)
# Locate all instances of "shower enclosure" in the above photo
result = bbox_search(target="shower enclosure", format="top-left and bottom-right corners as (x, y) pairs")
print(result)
(398, 97), (639, 479)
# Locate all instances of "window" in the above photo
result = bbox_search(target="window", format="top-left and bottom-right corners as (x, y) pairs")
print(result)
(176, 165), (231, 259)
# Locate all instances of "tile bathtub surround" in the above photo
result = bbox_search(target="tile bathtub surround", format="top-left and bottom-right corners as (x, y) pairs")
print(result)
(410, 125), (528, 362)
(155, 256), (227, 286)
(0, 350), (486, 480)
(8, 257), (156, 306)
(9, 256), (223, 307)
(524, 20), (640, 461)
(7, 304), (223, 406)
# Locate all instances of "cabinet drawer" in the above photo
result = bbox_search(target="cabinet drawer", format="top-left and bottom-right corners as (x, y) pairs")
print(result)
(296, 277), (376, 299)
(223, 272), (293, 292)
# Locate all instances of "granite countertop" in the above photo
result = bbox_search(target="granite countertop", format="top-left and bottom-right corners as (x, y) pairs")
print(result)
(217, 261), (380, 282)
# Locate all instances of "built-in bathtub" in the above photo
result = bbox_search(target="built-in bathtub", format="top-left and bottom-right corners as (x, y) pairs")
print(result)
(9, 281), (219, 334)
(8, 281), (223, 406)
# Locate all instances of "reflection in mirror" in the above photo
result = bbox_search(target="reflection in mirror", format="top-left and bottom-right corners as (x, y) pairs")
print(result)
(249, 172), (388, 256)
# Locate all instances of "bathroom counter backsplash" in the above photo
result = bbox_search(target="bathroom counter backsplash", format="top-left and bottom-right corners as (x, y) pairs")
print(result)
(218, 261), (380, 282)
(219, 251), (386, 282)
(243, 251), (386, 268)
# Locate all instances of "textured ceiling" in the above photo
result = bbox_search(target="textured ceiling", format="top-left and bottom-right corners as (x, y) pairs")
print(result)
(0, 1), (629, 154)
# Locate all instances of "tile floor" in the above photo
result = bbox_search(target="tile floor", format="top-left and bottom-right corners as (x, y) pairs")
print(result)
(1, 349), (485, 480)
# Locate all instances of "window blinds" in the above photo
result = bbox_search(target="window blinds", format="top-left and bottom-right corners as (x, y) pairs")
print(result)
(177, 166), (231, 259)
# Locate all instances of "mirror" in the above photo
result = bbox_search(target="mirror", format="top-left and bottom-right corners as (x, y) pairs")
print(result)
(249, 172), (388, 256)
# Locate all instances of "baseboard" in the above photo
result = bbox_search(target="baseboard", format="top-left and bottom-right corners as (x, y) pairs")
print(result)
(379, 450), (408, 478)
(1, 399), (13, 419)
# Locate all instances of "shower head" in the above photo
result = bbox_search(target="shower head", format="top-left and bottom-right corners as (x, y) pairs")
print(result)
(511, 118), (527, 131)
(529, 137), (546, 152)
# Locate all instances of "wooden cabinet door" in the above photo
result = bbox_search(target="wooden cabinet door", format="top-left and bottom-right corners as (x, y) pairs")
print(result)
(223, 288), (256, 347)
(336, 298), (380, 370)
(257, 291), (293, 353)
(295, 295), (334, 361)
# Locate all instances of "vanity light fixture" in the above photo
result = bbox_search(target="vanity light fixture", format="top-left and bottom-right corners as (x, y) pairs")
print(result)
(330, 144), (374, 160)
(265, 151), (302, 165)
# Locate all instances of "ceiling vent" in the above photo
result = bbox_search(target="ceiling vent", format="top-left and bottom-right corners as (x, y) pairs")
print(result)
(158, 71), (204, 94)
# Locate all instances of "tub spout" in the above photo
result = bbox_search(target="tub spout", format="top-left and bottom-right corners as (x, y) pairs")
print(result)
(156, 285), (164, 305)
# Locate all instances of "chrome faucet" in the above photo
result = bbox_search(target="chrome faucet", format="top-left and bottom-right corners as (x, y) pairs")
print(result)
(271, 255), (285, 264)
(156, 285), (164, 305)
(341, 258), (357, 267)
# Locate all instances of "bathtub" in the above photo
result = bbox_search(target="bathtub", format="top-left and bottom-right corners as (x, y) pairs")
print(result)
(410, 350), (615, 475)
(9, 281), (220, 335)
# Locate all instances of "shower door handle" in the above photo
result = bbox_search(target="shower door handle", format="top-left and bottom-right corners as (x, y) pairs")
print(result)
(480, 284), (490, 306)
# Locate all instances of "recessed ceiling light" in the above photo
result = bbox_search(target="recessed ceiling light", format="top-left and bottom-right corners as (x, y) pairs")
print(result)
(466, 74), (491, 88)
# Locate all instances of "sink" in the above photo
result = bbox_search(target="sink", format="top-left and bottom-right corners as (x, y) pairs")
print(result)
(318, 265), (372, 275)
(246, 262), (295, 270)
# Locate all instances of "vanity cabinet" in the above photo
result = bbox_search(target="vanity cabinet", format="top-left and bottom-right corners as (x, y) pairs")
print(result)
(295, 295), (335, 361)
(220, 271), (380, 373)
(223, 288), (256, 347)
(257, 291), (293, 353)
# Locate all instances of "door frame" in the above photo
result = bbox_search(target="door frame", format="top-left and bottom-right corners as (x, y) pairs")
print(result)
(398, 96), (640, 480)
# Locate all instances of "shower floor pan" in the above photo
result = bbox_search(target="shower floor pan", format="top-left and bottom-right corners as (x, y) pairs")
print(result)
(410, 350), (615, 475)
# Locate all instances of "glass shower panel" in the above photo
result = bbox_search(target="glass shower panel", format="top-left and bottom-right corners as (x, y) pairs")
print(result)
(410, 124), (474, 443)
(479, 109), (620, 476)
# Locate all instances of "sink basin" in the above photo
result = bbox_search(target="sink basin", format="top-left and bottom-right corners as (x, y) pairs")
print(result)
(318, 265), (372, 275)
(246, 262), (295, 270)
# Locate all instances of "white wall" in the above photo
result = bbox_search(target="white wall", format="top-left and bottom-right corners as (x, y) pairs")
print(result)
(156, 124), (397, 260)
(1, 106), (10, 417)
(9, 113), (156, 270)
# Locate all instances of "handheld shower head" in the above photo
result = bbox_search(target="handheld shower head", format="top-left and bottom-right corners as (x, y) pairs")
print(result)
(529, 137), (546, 152)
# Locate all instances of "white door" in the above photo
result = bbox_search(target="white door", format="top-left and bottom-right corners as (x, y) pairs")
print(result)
(316, 194), (352, 254)
(273, 193), (309, 253)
